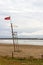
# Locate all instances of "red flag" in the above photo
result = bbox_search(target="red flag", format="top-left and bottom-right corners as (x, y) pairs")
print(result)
(4, 16), (10, 20)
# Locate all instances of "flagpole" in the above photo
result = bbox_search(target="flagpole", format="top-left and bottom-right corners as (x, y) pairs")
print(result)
(10, 23), (15, 52)
(9, 16), (15, 52)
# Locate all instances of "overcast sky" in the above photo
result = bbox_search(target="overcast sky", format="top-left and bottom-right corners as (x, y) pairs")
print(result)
(0, 0), (43, 38)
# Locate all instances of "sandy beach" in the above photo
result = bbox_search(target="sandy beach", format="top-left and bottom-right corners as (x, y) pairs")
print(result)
(0, 43), (43, 58)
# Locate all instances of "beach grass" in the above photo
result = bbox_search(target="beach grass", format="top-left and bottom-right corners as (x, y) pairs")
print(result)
(0, 44), (43, 65)
(0, 56), (43, 65)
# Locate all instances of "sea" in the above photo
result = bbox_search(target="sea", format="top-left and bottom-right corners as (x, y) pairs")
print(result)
(0, 39), (43, 45)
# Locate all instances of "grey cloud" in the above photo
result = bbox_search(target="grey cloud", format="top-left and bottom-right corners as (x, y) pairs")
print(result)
(14, 27), (42, 33)
(0, 0), (43, 38)
(33, 0), (43, 10)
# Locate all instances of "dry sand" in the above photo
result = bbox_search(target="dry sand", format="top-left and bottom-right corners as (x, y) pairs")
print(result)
(0, 43), (43, 58)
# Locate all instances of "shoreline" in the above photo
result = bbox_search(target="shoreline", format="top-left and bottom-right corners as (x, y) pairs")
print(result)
(0, 43), (43, 46)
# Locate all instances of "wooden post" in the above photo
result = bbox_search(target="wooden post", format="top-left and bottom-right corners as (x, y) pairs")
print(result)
(12, 52), (13, 58)
(16, 33), (19, 52)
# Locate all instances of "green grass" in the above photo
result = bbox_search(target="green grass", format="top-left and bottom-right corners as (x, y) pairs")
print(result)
(0, 56), (43, 65)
